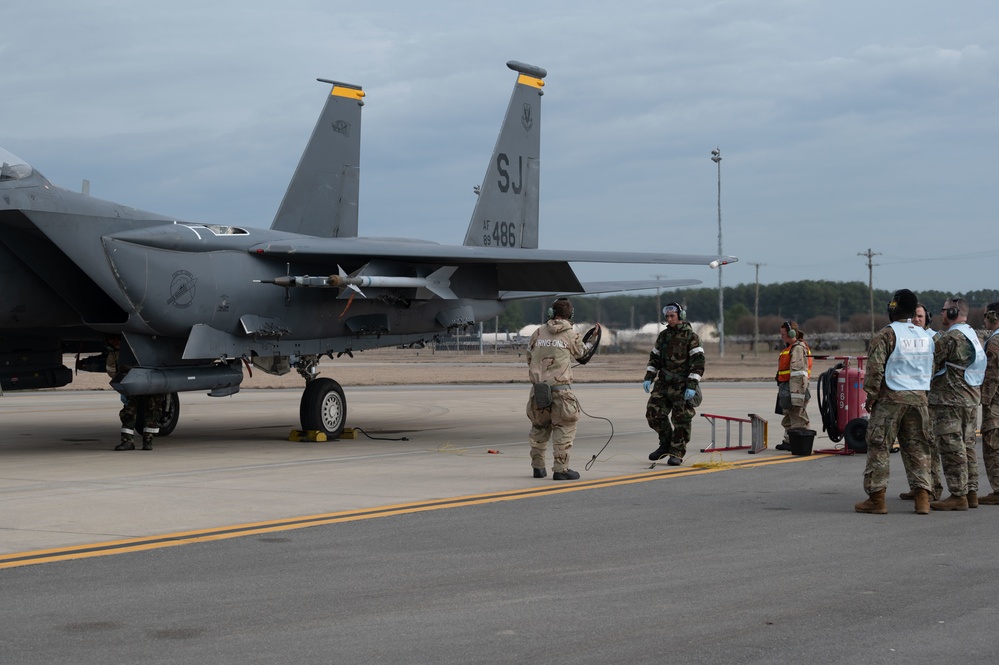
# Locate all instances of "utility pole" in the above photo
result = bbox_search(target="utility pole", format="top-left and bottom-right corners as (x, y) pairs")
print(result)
(859, 248), (881, 339)
(749, 262), (766, 356)
(711, 148), (724, 357)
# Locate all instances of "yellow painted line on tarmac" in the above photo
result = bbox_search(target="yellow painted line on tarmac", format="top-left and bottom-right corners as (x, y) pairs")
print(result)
(0, 454), (821, 569)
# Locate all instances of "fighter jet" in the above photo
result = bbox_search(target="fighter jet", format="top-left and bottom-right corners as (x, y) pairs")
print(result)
(0, 61), (736, 439)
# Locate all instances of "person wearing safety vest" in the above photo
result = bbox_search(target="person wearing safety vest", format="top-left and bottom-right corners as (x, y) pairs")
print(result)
(928, 296), (986, 511)
(774, 320), (813, 451)
(855, 289), (936, 515)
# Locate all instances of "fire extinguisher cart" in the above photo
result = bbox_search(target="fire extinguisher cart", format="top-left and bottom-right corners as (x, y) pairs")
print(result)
(815, 356), (870, 454)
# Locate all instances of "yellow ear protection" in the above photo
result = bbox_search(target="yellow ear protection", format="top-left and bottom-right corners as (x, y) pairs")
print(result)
(784, 321), (796, 339)
(886, 295), (899, 318)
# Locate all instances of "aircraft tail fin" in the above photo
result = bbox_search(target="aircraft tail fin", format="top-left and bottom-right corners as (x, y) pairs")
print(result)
(463, 61), (545, 250)
(271, 79), (365, 238)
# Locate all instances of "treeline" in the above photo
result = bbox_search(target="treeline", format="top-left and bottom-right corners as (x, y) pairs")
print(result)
(494, 281), (999, 333)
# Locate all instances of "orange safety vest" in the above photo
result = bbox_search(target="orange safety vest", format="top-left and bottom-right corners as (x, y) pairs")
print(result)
(777, 341), (813, 382)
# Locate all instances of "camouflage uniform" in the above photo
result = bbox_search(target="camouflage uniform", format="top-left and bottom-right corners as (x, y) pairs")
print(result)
(862, 324), (934, 496)
(979, 330), (999, 492)
(644, 321), (705, 460)
(526, 319), (587, 474)
(107, 347), (165, 450)
(778, 340), (812, 440)
(929, 326), (982, 496)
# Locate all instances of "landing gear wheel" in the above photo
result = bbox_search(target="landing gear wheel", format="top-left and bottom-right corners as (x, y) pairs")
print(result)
(300, 378), (346, 439)
(136, 392), (180, 437)
(157, 392), (180, 437)
(844, 417), (868, 453)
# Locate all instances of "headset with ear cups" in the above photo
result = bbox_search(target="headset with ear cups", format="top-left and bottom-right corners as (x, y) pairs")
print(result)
(663, 302), (685, 322)
(546, 297), (573, 321)
(917, 303), (932, 327)
(985, 309), (999, 325)
(783, 321), (796, 339)
(944, 299), (960, 321)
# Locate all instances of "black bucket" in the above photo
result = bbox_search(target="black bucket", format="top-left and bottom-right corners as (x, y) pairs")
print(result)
(788, 428), (816, 456)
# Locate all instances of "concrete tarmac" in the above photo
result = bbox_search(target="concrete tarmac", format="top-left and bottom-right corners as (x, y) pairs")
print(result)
(3, 383), (999, 664)
(2, 382), (797, 556)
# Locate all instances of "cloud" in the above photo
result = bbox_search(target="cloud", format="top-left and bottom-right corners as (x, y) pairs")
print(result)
(3, 0), (997, 294)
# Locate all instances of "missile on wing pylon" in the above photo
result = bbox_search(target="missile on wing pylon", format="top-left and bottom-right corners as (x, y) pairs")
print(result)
(256, 266), (458, 300)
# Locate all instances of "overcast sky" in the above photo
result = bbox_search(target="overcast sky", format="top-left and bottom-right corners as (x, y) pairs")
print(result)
(4, 1), (997, 298)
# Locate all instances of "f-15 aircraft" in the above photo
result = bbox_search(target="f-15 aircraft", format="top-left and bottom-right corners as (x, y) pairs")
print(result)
(0, 61), (736, 439)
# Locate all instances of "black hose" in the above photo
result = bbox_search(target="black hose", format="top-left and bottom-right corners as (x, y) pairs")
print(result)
(816, 363), (843, 442)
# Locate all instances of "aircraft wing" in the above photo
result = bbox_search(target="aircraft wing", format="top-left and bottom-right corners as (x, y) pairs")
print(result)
(249, 238), (736, 267)
(498, 279), (702, 301)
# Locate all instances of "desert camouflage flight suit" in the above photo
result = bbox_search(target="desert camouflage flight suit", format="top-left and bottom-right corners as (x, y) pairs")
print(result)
(644, 321), (704, 459)
(930, 325), (983, 496)
(862, 323), (934, 496)
(526, 319), (587, 474)
(981, 330), (999, 492)
(778, 339), (812, 439)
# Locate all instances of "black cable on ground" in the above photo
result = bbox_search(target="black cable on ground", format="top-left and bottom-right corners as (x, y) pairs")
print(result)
(576, 396), (615, 471)
(351, 427), (409, 442)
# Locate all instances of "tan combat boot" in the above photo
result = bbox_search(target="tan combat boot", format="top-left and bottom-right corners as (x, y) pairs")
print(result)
(855, 489), (887, 514)
(967, 491), (978, 508)
(899, 490), (915, 500)
(930, 494), (969, 511)
(977, 492), (999, 505)
(913, 488), (930, 515)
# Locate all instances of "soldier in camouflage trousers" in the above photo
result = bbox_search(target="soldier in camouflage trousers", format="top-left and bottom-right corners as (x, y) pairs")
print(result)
(855, 289), (935, 515)
(106, 335), (166, 451)
(975, 303), (999, 504)
(643, 303), (704, 466)
(928, 297), (985, 511)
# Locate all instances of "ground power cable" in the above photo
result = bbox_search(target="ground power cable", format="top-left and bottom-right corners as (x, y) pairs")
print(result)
(576, 395), (615, 471)
(351, 427), (409, 442)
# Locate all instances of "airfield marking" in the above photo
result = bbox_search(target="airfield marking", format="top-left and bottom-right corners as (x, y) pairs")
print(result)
(0, 454), (819, 569)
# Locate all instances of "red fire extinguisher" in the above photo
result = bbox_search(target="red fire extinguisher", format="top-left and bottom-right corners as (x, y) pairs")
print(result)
(816, 356), (870, 452)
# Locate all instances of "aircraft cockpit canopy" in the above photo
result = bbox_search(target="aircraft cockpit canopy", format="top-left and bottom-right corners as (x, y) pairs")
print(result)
(0, 148), (33, 181)
(180, 222), (249, 236)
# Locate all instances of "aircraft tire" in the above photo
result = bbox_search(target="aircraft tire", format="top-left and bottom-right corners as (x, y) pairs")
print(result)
(300, 378), (346, 439)
(157, 392), (180, 437)
(136, 392), (180, 437)
(843, 417), (868, 453)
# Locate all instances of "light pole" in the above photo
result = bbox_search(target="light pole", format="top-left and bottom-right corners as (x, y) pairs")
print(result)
(711, 148), (724, 357)
(654, 273), (667, 333)
(749, 262), (765, 356)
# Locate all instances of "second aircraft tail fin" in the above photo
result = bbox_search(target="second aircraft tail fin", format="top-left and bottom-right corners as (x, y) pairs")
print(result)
(463, 61), (545, 250)
(271, 79), (365, 238)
